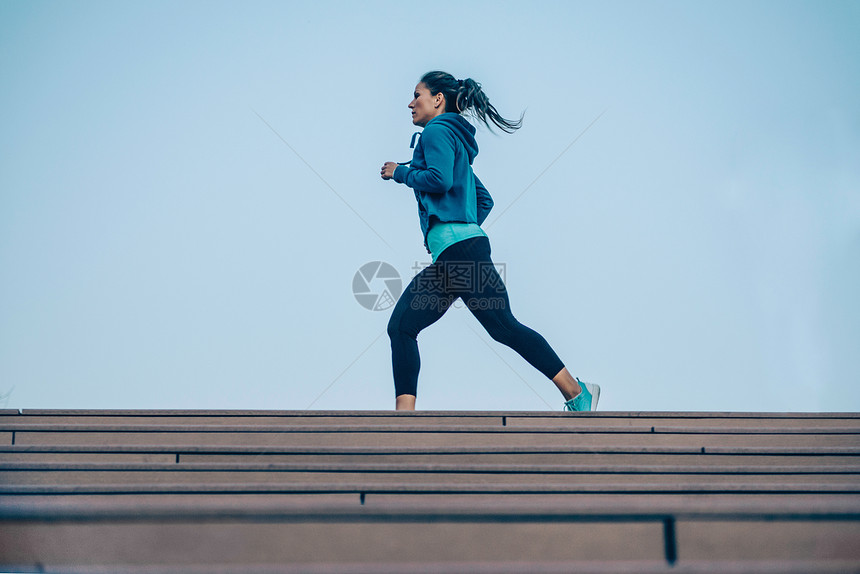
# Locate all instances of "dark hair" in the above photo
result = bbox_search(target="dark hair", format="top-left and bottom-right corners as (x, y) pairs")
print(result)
(420, 71), (523, 134)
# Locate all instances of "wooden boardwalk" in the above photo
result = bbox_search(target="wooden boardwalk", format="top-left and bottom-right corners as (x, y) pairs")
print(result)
(1, 410), (859, 573)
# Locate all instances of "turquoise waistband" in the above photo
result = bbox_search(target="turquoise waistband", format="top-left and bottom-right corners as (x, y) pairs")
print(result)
(427, 222), (487, 263)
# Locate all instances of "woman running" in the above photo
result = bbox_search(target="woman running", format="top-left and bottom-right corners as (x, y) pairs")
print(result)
(380, 71), (599, 412)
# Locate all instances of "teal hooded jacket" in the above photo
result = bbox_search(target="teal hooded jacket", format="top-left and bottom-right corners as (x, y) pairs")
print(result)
(392, 113), (494, 253)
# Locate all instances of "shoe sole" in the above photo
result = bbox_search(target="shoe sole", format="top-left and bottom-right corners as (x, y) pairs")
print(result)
(585, 383), (601, 411)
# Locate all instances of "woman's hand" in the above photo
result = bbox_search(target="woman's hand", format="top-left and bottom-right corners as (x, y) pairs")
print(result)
(380, 162), (399, 180)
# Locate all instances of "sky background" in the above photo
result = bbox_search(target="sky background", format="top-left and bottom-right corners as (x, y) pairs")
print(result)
(1, 0), (858, 412)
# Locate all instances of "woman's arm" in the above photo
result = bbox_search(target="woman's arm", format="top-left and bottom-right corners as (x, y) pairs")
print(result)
(390, 125), (455, 194)
(475, 174), (494, 225)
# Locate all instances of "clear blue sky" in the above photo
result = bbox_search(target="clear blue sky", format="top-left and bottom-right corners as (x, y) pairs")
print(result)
(1, 0), (858, 412)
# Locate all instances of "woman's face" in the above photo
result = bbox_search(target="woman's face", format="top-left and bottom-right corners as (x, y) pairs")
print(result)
(409, 82), (443, 127)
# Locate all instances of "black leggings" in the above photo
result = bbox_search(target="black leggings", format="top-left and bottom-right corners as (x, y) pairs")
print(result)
(386, 236), (565, 397)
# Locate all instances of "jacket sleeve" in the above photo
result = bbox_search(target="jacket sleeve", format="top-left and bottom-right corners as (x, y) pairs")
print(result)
(475, 174), (493, 225)
(392, 125), (454, 194)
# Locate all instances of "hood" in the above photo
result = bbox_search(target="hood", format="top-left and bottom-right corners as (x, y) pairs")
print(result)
(426, 113), (479, 163)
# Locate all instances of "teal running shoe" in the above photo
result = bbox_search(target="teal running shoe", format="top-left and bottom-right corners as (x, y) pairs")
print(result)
(563, 378), (600, 411)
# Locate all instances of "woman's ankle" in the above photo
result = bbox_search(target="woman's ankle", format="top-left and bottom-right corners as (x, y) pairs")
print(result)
(395, 394), (416, 410)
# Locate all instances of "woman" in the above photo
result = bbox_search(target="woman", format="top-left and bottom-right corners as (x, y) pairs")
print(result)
(380, 71), (599, 412)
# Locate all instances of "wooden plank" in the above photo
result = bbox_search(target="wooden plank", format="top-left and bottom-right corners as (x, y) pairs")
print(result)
(703, 446), (860, 454)
(676, 520), (860, 560)
(4, 422), (858, 435)
(4, 493), (860, 520)
(14, 409), (860, 418)
(0, 520), (666, 564)
(4, 461), (860, 474)
(0, 493), (361, 514)
(11, 430), (860, 448)
(0, 453), (176, 463)
(506, 416), (860, 430)
(362, 493), (860, 516)
(7, 445), (860, 466)
(0, 432), (11, 446)
(5, 415), (506, 427)
(1, 469), (858, 488)
(174, 452), (860, 467)
(14, 409), (501, 417)
(502, 413), (860, 421)
(5, 482), (859, 495)
(4, 444), (858, 455)
(8, 560), (860, 574)
(10, 413), (859, 429)
(652, 426), (860, 435)
(1, 423), (658, 433)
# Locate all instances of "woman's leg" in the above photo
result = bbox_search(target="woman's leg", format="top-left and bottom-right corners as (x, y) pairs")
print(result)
(551, 368), (583, 401)
(387, 262), (454, 410)
(395, 393), (416, 411)
(456, 237), (575, 398)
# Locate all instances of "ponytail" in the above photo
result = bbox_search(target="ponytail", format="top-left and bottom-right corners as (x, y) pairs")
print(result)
(420, 71), (523, 134)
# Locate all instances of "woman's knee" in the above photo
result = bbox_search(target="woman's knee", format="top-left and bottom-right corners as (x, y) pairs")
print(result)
(470, 306), (517, 343)
(387, 314), (403, 340)
(387, 308), (420, 341)
(480, 316), (519, 346)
